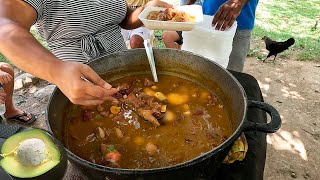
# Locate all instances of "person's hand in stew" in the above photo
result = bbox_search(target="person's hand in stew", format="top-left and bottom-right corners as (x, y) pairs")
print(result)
(54, 62), (118, 106)
(212, 0), (249, 31)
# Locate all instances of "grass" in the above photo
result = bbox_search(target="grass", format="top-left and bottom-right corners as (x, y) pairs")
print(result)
(1, 0), (319, 64)
(154, 30), (166, 48)
(249, 0), (320, 62)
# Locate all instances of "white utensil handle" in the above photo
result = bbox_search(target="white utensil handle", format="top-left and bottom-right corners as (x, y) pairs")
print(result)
(144, 39), (158, 82)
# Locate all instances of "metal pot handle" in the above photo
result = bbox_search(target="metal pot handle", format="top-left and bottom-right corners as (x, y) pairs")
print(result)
(243, 100), (281, 133)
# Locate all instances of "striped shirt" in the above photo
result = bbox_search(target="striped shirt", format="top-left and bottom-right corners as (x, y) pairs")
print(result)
(24, 0), (128, 62)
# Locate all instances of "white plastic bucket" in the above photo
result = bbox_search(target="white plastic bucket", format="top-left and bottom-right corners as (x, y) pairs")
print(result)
(181, 15), (237, 68)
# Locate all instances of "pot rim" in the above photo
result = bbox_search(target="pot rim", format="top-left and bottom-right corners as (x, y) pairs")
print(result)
(46, 48), (248, 174)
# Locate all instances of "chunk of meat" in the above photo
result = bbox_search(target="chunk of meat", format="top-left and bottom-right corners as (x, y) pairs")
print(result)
(100, 111), (109, 117)
(113, 83), (165, 126)
(125, 93), (144, 108)
(83, 110), (93, 121)
(118, 83), (133, 95)
(100, 143), (108, 154)
(207, 94), (218, 106)
(144, 78), (154, 86)
(113, 83), (133, 99)
(97, 105), (104, 112)
(138, 109), (160, 126)
(172, 113), (185, 125)
(157, 11), (170, 21)
(147, 11), (160, 20)
(164, 8), (178, 19)
(192, 109), (204, 116)
(112, 114), (125, 122)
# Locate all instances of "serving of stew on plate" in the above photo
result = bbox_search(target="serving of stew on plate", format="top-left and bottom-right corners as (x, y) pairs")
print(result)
(64, 74), (232, 169)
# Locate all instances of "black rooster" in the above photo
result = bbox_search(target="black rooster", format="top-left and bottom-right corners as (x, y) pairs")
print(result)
(262, 36), (295, 62)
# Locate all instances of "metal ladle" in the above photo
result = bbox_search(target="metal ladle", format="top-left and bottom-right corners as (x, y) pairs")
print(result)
(144, 39), (158, 82)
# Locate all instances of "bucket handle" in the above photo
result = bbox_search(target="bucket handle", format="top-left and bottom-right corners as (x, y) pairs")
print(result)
(243, 100), (281, 133)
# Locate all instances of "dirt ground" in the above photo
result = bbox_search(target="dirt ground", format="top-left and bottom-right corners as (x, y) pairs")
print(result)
(3, 57), (320, 180)
(244, 58), (320, 180)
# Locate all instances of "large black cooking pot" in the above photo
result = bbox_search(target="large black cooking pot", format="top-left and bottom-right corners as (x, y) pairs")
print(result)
(47, 49), (281, 180)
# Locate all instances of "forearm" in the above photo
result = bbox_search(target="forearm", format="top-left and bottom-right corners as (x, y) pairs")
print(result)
(185, 0), (196, 5)
(120, 7), (144, 30)
(0, 19), (63, 84)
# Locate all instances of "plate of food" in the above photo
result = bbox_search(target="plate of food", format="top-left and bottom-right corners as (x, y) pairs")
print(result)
(138, 5), (203, 31)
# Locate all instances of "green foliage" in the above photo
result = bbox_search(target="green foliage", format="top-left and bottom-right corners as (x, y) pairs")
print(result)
(154, 30), (166, 48)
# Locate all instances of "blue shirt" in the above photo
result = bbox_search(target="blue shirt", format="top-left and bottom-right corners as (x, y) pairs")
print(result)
(202, 0), (259, 30)
(181, 0), (203, 5)
(180, 0), (187, 5)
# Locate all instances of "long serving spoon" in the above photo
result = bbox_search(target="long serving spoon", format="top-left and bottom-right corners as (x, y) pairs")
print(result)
(144, 39), (158, 82)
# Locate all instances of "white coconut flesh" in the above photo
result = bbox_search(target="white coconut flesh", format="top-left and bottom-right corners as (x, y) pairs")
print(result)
(17, 138), (47, 166)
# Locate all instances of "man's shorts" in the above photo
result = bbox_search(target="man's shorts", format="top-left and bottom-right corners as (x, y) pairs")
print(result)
(175, 31), (183, 45)
(121, 27), (151, 41)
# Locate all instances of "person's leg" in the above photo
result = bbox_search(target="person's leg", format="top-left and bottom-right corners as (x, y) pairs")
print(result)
(0, 63), (34, 122)
(129, 27), (150, 49)
(162, 31), (182, 49)
(227, 30), (252, 72)
(130, 35), (144, 48)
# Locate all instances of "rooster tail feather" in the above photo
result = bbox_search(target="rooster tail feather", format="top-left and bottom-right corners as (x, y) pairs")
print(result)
(285, 38), (295, 47)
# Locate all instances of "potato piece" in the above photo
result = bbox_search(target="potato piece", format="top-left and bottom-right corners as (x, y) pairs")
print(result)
(161, 105), (167, 113)
(200, 91), (210, 100)
(95, 127), (105, 139)
(134, 136), (145, 146)
(110, 106), (121, 115)
(146, 142), (158, 156)
(182, 104), (190, 111)
(154, 92), (167, 101)
(167, 93), (189, 105)
(144, 88), (156, 96)
(163, 110), (176, 123)
(183, 111), (191, 115)
(151, 85), (157, 90)
(115, 128), (124, 138)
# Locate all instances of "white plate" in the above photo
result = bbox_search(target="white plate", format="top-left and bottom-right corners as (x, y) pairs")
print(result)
(138, 5), (203, 31)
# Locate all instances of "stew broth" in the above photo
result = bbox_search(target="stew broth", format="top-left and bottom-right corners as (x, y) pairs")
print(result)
(64, 74), (231, 169)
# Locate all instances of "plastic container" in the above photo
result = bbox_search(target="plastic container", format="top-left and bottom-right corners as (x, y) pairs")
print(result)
(138, 5), (203, 31)
(0, 84), (5, 115)
(181, 15), (237, 68)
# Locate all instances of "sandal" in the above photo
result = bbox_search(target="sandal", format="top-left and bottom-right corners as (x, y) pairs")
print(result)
(7, 112), (37, 125)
